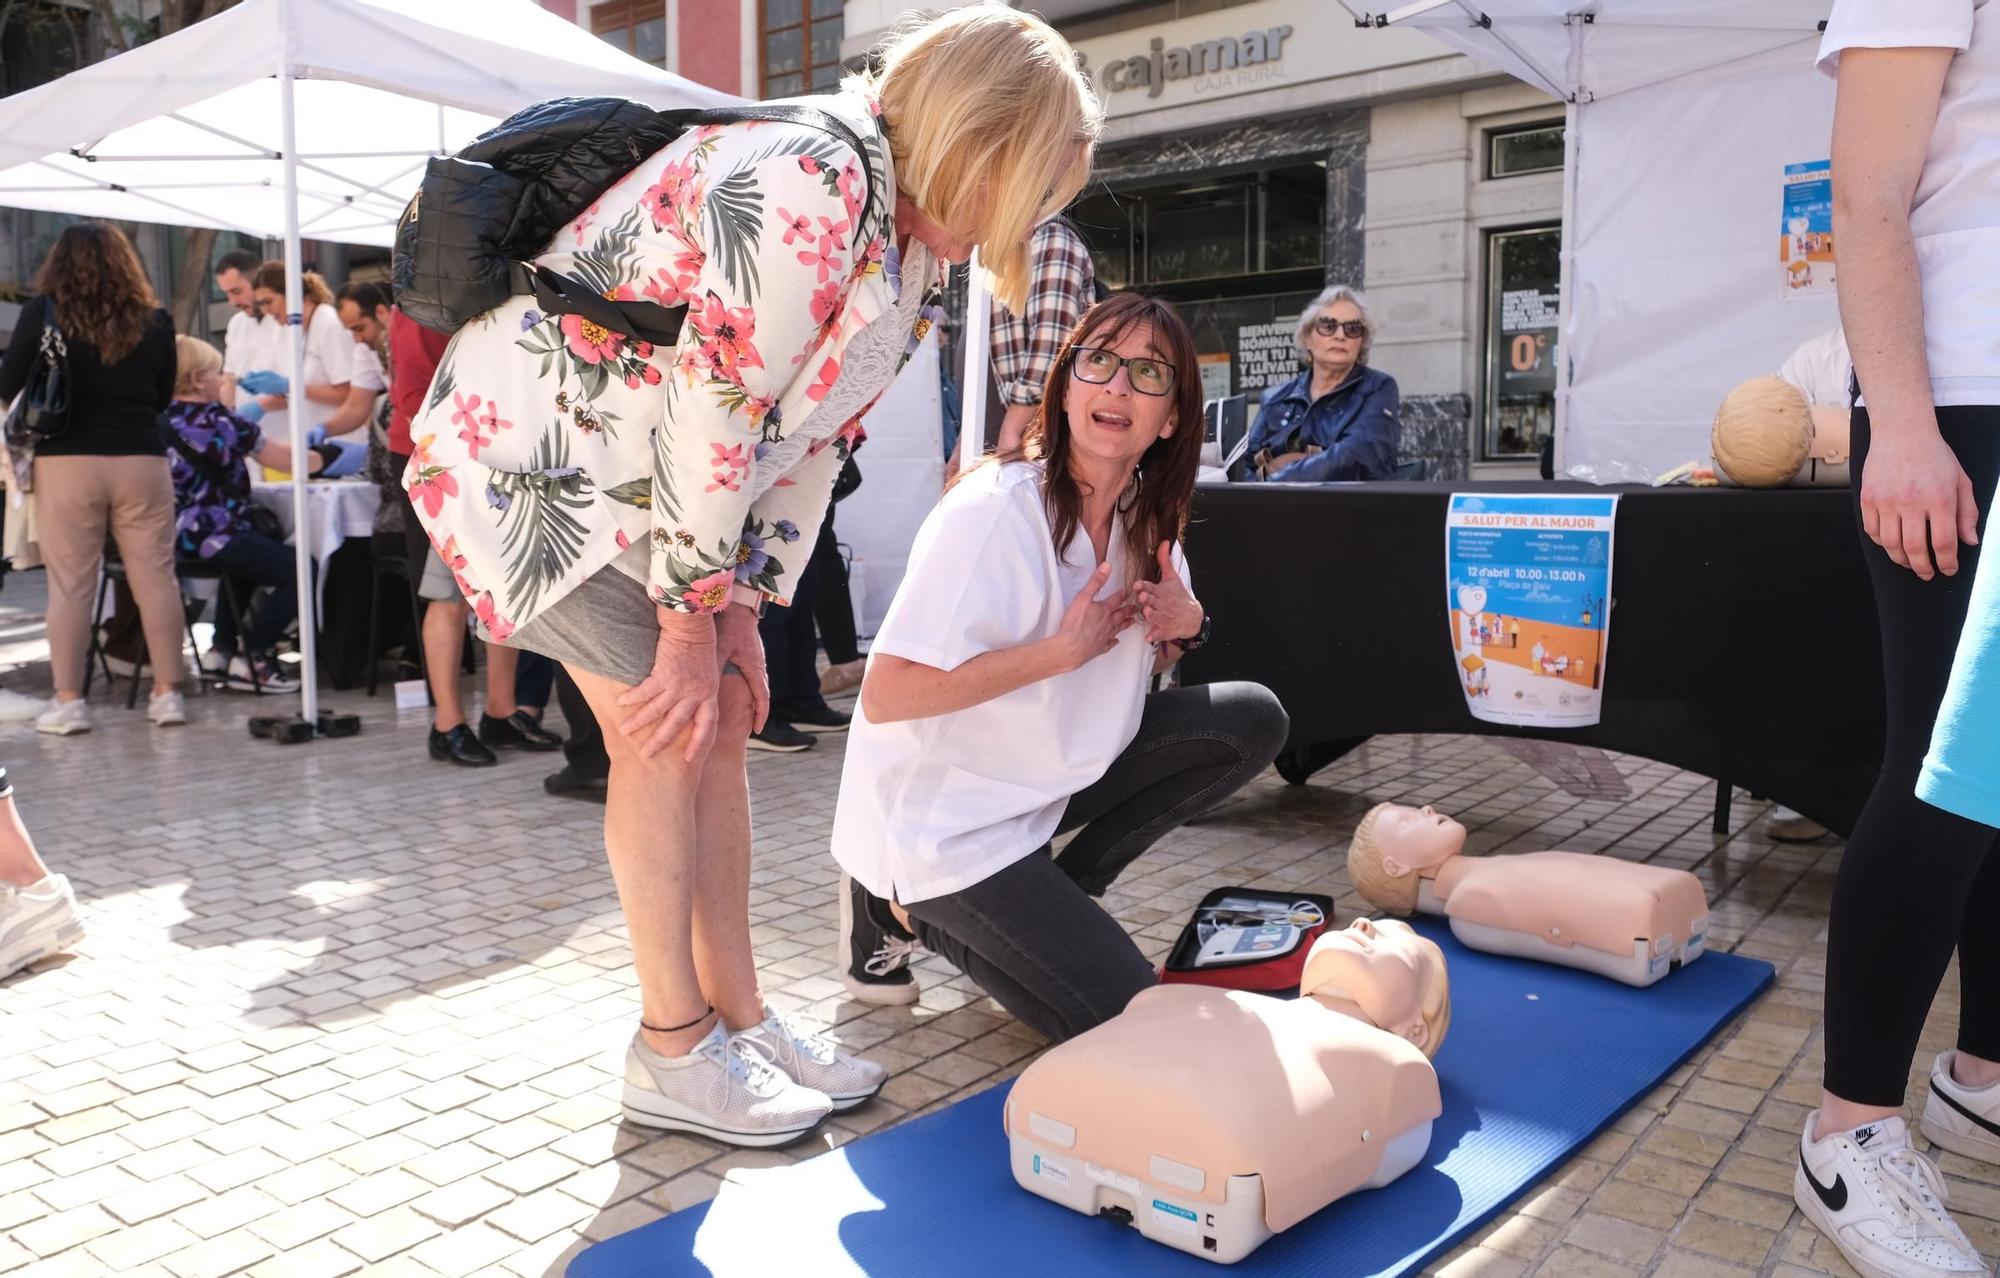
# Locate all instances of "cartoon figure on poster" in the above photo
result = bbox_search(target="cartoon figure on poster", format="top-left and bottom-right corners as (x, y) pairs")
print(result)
(1780, 160), (1836, 299)
(1445, 495), (1618, 729)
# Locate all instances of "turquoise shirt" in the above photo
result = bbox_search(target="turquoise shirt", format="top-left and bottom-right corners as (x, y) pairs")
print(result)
(1919, 474), (2000, 828)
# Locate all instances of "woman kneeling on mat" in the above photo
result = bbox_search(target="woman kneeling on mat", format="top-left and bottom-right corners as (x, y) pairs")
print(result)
(831, 294), (1288, 1040)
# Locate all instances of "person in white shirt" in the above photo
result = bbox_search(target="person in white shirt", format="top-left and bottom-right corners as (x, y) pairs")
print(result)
(1800, 6), (2000, 1278)
(232, 262), (352, 454)
(830, 294), (1287, 1035)
(215, 249), (280, 413)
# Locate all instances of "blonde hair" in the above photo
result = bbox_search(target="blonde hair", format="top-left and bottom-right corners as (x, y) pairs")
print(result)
(1347, 802), (1421, 915)
(860, 4), (1102, 311)
(174, 334), (222, 398)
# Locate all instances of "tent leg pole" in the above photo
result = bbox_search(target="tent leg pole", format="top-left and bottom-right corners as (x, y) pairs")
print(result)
(959, 249), (990, 475)
(1552, 92), (1581, 476)
(280, 67), (320, 726)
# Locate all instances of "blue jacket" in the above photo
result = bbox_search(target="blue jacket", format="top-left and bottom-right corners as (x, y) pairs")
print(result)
(1247, 365), (1400, 482)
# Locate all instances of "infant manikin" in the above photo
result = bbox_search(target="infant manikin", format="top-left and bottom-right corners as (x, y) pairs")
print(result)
(1005, 919), (1449, 1264)
(1347, 803), (1708, 986)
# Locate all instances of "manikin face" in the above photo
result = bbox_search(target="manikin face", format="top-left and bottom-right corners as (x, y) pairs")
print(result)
(1305, 917), (1447, 1051)
(1372, 804), (1468, 879)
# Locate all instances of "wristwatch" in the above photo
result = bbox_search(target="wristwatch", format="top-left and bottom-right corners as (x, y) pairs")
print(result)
(1178, 611), (1212, 654)
(731, 585), (768, 617)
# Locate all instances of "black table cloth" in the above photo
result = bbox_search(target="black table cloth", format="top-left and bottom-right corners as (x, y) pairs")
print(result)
(1179, 481), (1884, 838)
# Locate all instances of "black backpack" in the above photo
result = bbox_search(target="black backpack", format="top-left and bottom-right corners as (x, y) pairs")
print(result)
(393, 97), (874, 347)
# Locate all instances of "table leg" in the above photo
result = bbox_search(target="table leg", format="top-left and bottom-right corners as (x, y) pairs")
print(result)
(1712, 777), (1732, 834)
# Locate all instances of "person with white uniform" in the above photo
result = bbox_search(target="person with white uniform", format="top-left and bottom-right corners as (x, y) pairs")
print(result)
(234, 262), (353, 456)
(831, 294), (1288, 1035)
(1797, 6), (2000, 1277)
(215, 249), (281, 413)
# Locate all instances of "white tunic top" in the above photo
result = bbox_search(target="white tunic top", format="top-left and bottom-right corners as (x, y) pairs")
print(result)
(1820, 0), (2000, 406)
(831, 461), (1188, 905)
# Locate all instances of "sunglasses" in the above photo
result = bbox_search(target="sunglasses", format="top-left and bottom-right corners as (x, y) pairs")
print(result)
(1313, 317), (1368, 339)
(1070, 345), (1177, 397)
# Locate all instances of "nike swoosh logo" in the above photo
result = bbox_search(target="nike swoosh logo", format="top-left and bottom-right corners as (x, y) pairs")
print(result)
(1800, 1152), (1848, 1212)
(1934, 1084), (2000, 1140)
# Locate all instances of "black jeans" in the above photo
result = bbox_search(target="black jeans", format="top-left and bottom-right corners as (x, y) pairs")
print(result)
(759, 553), (829, 723)
(903, 681), (1289, 1043)
(811, 511), (860, 666)
(554, 665), (608, 781)
(1825, 405), (2000, 1105)
(205, 529), (299, 658)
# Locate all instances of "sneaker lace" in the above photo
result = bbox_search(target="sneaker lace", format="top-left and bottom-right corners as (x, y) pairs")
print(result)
(704, 1032), (787, 1098)
(1880, 1147), (1977, 1258)
(863, 934), (919, 977)
(768, 1009), (838, 1064)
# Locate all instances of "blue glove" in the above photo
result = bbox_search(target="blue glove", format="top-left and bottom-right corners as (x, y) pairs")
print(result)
(237, 370), (289, 396)
(321, 439), (367, 479)
(305, 426), (327, 447)
(233, 399), (265, 425)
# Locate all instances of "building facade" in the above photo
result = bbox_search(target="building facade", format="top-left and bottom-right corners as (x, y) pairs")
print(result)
(842, 0), (1565, 478)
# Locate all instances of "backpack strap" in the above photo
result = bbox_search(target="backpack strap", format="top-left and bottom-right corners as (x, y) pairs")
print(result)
(685, 104), (879, 245)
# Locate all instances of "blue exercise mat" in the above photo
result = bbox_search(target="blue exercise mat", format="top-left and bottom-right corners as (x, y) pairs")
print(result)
(570, 919), (1773, 1277)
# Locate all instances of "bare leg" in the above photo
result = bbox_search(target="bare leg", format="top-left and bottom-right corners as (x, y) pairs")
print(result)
(1953, 1054), (2000, 1088)
(1818, 1093), (1903, 1139)
(565, 663), (717, 1057)
(484, 643), (519, 719)
(0, 794), (51, 888)
(423, 599), (470, 732)
(692, 670), (763, 1031)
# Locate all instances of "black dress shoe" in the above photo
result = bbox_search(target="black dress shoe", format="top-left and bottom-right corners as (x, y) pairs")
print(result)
(785, 703), (852, 734)
(430, 724), (499, 766)
(543, 766), (608, 802)
(480, 710), (563, 752)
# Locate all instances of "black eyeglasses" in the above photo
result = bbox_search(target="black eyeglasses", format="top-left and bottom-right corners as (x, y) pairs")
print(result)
(1313, 317), (1368, 339)
(1070, 346), (1177, 397)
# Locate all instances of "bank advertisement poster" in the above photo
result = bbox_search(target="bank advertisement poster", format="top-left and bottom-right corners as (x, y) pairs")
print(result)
(1446, 494), (1618, 728)
(1781, 160), (1836, 299)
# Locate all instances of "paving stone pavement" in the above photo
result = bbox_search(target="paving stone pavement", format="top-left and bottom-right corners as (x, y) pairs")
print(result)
(0, 571), (1988, 1278)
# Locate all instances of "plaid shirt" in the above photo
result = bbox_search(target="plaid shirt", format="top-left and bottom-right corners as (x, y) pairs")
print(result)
(990, 218), (1095, 408)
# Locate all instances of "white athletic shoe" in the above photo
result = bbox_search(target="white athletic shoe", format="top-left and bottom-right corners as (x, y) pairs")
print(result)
(734, 1006), (886, 1112)
(34, 698), (91, 736)
(621, 1020), (832, 1147)
(147, 689), (187, 726)
(1795, 1111), (1990, 1278)
(1923, 1053), (2000, 1166)
(1, 874), (84, 979)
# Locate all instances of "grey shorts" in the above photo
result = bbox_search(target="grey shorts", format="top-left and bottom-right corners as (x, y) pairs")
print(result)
(498, 564), (657, 687)
(416, 547), (458, 602)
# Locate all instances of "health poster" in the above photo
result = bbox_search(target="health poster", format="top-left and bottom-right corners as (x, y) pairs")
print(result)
(1781, 160), (1836, 299)
(1446, 494), (1617, 728)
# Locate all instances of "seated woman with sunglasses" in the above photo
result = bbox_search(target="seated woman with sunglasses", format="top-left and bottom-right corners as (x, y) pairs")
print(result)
(830, 293), (1288, 1042)
(1243, 285), (1400, 482)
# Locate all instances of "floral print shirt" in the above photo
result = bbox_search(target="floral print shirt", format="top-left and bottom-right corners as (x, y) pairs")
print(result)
(164, 400), (262, 558)
(402, 90), (946, 637)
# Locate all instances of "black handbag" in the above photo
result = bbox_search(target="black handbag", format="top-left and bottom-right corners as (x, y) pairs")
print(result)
(4, 301), (71, 446)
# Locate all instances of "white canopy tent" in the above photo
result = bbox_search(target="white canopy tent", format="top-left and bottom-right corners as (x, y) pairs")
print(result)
(1340, 0), (1840, 481)
(0, 0), (735, 722)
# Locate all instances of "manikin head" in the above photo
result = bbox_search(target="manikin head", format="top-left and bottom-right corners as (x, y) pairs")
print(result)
(1712, 376), (1812, 487)
(1300, 917), (1452, 1057)
(1346, 802), (1469, 914)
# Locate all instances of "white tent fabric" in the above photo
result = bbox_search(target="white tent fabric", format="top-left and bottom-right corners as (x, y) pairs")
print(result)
(1341, 1), (1839, 480)
(0, 0), (736, 245)
(0, 0), (735, 722)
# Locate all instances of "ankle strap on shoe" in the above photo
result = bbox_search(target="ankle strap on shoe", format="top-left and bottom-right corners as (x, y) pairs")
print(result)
(642, 1005), (712, 1035)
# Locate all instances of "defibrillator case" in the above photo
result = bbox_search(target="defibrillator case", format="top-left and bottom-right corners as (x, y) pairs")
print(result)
(1159, 887), (1337, 995)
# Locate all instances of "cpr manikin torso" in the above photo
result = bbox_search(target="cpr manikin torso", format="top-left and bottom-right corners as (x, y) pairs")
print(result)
(1005, 919), (1448, 1264)
(1348, 803), (1709, 986)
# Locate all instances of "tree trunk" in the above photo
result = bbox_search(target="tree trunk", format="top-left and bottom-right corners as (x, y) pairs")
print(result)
(171, 225), (218, 336)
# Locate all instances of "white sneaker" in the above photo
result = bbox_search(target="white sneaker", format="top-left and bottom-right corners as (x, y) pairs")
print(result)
(1795, 1112), (1990, 1278)
(621, 1020), (832, 1147)
(34, 698), (91, 736)
(147, 690), (186, 726)
(734, 1006), (886, 1112)
(1, 874), (84, 979)
(198, 647), (231, 676)
(1923, 1053), (2000, 1166)
(226, 656), (299, 694)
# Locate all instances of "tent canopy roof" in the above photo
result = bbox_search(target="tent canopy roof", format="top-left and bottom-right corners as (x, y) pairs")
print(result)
(1339, 0), (1830, 100)
(0, 0), (738, 245)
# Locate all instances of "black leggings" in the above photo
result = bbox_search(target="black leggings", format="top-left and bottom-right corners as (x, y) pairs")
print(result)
(1825, 405), (2000, 1106)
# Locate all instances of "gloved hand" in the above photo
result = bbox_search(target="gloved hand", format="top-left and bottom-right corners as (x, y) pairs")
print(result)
(319, 439), (367, 479)
(305, 425), (327, 447)
(233, 399), (266, 425)
(237, 370), (289, 396)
